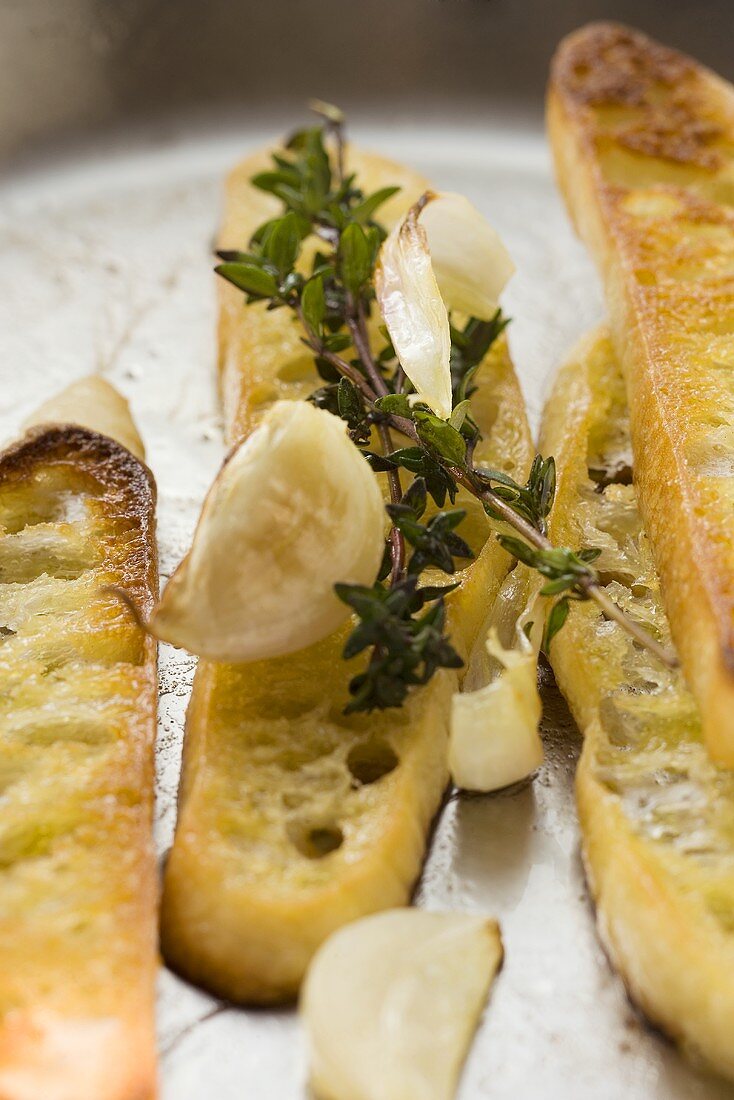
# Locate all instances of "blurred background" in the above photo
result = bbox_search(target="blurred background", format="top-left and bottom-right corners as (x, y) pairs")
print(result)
(2, 0), (733, 164)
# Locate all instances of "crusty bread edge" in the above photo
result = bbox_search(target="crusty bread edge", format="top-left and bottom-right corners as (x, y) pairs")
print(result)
(542, 327), (734, 1082)
(0, 423), (160, 1100)
(576, 727), (734, 1082)
(547, 23), (734, 765)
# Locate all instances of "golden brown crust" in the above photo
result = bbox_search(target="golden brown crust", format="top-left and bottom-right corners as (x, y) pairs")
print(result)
(0, 425), (158, 1099)
(550, 22), (720, 168)
(548, 23), (734, 764)
(1, 424), (155, 496)
(552, 22), (691, 102)
(161, 655), (455, 1004)
(0, 425), (157, 585)
(577, 759), (734, 1081)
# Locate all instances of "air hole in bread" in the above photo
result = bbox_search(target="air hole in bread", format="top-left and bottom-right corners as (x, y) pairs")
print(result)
(347, 738), (399, 786)
(634, 268), (657, 286)
(287, 820), (344, 859)
(597, 568), (636, 589)
(588, 460), (633, 489)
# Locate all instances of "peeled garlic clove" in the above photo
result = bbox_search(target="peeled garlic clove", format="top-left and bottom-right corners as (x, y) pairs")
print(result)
(450, 629), (543, 792)
(301, 909), (503, 1100)
(23, 376), (146, 461)
(150, 400), (385, 663)
(375, 202), (452, 420)
(421, 192), (515, 321)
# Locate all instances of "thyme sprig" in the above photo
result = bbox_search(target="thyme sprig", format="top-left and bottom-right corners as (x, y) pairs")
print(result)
(216, 103), (676, 713)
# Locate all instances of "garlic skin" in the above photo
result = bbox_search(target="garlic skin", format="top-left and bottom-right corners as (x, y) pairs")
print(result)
(301, 909), (503, 1100)
(375, 192), (515, 421)
(150, 400), (385, 663)
(449, 571), (543, 793)
(375, 204), (452, 419)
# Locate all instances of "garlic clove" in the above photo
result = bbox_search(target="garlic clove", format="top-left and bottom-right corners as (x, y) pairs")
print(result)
(421, 192), (515, 321)
(375, 202), (453, 419)
(375, 192), (515, 421)
(449, 571), (543, 792)
(150, 400), (385, 663)
(301, 909), (503, 1100)
(450, 630), (543, 792)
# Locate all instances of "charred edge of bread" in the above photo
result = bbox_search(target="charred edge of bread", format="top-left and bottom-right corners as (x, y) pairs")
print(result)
(0, 424), (158, 603)
(0, 422), (159, 1097)
(550, 21), (725, 170)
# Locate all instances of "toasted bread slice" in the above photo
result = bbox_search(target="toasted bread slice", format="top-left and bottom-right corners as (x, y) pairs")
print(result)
(541, 327), (734, 1081)
(159, 148), (533, 1003)
(0, 384), (158, 1099)
(548, 22), (734, 765)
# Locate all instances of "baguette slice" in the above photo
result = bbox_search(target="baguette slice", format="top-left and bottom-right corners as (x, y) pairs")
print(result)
(548, 22), (734, 765)
(541, 328), (734, 1081)
(0, 380), (158, 1100)
(160, 147), (533, 1003)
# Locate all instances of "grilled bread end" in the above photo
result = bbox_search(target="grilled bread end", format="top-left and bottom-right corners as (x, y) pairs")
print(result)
(0, 419), (158, 1100)
(548, 22), (734, 765)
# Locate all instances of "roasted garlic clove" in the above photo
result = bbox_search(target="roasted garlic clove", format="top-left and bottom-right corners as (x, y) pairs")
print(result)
(150, 400), (385, 662)
(301, 909), (503, 1100)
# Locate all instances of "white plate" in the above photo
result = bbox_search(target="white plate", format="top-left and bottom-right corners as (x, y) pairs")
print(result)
(0, 118), (727, 1100)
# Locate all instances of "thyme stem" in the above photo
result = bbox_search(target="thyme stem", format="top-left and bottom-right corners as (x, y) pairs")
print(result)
(294, 302), (374, 401)
(576, 576), (677, 666)
(330, 115), (346, 187)
(457, 471), (678, 670)
(345, 294), (406, 584)
(380, 421), (406, 585)
(380, 424), (406, 574)
(347, 297), (389, 398)
(355, 303), (406, 580)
